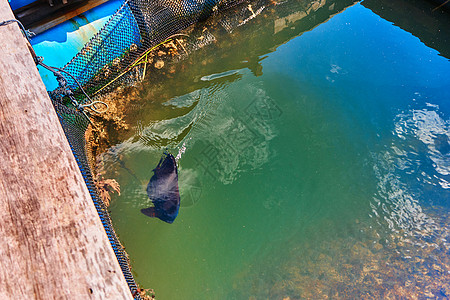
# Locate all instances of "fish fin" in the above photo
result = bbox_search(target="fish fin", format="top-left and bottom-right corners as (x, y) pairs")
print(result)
(153, 155), (165, 171)
(141, 207), (157, 218)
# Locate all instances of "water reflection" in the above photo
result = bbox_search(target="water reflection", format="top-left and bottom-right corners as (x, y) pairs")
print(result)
(408, 109), (450, 177)
(97, 0), (450, 298)
(100, 0), (360, 185)
(104, 72), (280, 186)
(371, 103), (449, 234)
(371, 150), (436, 235)
(188, 81), (281, 184)
(232, 101), (450, 298)
(362, 0), (450, 59)
(101, 0), (358, 143)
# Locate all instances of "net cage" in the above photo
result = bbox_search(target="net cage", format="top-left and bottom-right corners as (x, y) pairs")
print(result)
(60, 0), (248, 99)
(47, 0), (265, 298)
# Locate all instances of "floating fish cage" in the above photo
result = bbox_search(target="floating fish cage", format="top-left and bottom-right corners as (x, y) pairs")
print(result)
(9, 0), (269, 297)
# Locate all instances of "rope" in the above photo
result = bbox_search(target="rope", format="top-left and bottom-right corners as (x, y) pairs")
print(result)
(432, 0), (450, 11)
(92, 33), (189, 96)
(1, 19), (108, 118)
(37, 58), (109, 127)
(92, 38), (173, 96)
(0, 19), (35, 44)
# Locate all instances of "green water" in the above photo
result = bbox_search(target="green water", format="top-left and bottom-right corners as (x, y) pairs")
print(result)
(101, 0), (450, 298)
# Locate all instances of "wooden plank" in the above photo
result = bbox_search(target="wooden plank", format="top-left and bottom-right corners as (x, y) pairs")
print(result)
(0, 1), (133, 299)
(13, 0), (85, 27)
(14, 0), (110, 35)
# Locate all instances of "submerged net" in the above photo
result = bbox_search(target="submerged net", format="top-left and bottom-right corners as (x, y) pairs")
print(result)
(61, 0), (246, 99)
(47, 0), (260, 298)
(50, 91), (142, 297)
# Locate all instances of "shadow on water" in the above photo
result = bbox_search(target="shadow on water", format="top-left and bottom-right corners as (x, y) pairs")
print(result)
(362, 0), (450, 59)
(97, 0), (450, 298)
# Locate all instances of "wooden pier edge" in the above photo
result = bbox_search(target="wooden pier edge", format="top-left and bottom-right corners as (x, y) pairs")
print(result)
(0, 1), (133, 299)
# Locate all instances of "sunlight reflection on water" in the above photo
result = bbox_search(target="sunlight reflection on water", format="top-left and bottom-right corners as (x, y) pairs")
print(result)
(371, 104), (449, 244)
(97, 0), (450, 297)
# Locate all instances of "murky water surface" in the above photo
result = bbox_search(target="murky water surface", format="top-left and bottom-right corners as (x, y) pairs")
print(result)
(100, 0), (450, 298)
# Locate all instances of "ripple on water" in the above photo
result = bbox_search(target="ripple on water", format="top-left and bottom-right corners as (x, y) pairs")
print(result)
(371, 104), (449, 233)
(394, 107), (450, 179)
(230, 102), (450, 299)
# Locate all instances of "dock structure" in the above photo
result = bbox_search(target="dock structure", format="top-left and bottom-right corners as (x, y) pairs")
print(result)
(0, 0), (133, 298)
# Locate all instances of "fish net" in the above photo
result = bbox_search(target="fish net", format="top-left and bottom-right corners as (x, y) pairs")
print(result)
(60, 0), (247, 100)
(47, 0), (259, 298)
(50, 95), (141, 296)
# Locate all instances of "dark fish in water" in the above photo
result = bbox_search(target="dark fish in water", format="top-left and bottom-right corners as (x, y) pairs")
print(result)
(141, 153), (180, 223)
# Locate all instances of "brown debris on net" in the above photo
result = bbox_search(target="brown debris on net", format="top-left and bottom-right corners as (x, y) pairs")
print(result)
(134, 288), (156, 300)
(95, 178), (121, 207)
(86, 0), (273, 202)
(92, 34), (189, 97)
(83, 33), (190, 162)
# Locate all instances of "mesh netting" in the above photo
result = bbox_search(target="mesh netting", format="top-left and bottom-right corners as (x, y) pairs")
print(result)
(62, 0), (246, 99)
(50, 92), (141, 298)
(48, 0), (257, 298)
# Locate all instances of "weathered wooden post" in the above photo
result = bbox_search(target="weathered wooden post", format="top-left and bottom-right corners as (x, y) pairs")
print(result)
(0, 0), (133, 298)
